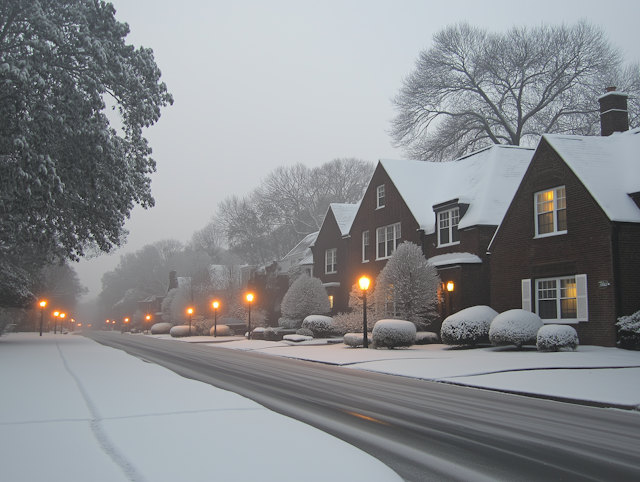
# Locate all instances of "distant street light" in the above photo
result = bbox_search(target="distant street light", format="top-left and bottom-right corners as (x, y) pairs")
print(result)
(39, 301), (47, 337)
(54, 311), (60, 334)
(145, 315), (151, 334)
(359, 276), (371, 349)
(70, 318), (75, 333)
(124, 317), (129, 333)
(187, 308), (194, 336)
(60, 313), (66, 333)
(212, 301), (220, 337)
(246, 293), (254, 340)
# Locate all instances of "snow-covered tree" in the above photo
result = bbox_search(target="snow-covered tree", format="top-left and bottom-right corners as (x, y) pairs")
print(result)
(280, 274), (331, 322)
(0, 0), (172, 307)
(373, 242), (440, 330)
(391, 21), (639, 161)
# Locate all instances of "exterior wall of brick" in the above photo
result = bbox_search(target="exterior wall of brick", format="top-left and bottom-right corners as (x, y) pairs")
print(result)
(489, 138), (627, 346)
(616, 223), (640, 320)
(310, 208), (351, 314)
(346, 164), (422, 305)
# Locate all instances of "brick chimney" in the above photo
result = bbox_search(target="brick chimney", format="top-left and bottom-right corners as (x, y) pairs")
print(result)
(598, 87), (629, 136)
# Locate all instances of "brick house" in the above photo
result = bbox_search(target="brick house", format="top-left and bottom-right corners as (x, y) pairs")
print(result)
(488, 90), (640, 346)
(311, 203), (359, 314)
(335, 146), (534, 329)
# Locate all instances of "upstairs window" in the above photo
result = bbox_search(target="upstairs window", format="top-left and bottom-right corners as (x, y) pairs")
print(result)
(376, 223), (401, 259)
(362, 230), (369, 262)
(377, 185), (385, 209)
(535, 187), (567, 237)
(325, 248), (337, 274)
(438, 208), (460, 246)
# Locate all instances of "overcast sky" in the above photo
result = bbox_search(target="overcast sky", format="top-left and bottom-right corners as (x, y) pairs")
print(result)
(74, 0), (640, 300)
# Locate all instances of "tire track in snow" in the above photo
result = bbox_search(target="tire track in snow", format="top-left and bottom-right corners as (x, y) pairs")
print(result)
(56, 341), (149, 482)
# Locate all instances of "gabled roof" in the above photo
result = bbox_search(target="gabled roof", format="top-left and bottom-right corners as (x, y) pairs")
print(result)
(327, 202), (360, 237)
(379, 145), (535, 234)
(281, 231), (318, 261)
(543, 127), (640, 223)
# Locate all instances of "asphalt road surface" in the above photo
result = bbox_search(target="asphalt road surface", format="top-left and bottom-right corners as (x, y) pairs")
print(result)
(84, 332), (640, 482)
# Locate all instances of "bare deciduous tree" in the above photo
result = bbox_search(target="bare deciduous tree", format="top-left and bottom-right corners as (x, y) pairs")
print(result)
(390, 21), (639, 161)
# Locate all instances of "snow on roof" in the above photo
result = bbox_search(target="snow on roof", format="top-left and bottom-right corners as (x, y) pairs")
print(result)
(380, 145), (534, 234)
(542, 128), (640, 223)
(328, 202), (360, 237)
(282, 231), (318, 261)
(427, 252), (482, 267)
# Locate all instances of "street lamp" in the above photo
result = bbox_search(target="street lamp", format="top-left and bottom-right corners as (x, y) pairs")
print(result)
(187, 308), (193, 336)
(359, 276), (371, 348)
(39, 301), (47, 336)
(246, 293), (254, 340)
(124, 317), (129, 333)
(145, 315), (151, 334)
(70, 318), (75, 333)
(54, 311), (60, 334)
(212, 301), (220, 337)
(60, 313), (66, 333)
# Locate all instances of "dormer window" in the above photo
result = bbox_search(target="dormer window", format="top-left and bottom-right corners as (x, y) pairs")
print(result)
(535, 187), (567, 237)
(377, 185), (385, 209)
(438, 208), (460, 246)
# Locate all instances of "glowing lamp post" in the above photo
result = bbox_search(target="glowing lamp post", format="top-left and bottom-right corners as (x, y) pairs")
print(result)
(54, 311), (60, 334)
(187, 308), (194, 336)
(359, 276), (370, 349)
(60, 313), (66, 333)
(39, 301), (47, 336)
(124, 317), (129, 333)
(146, 315), (151, 334)
(212, 301), (220, 337)
(246, 293), (254, 340)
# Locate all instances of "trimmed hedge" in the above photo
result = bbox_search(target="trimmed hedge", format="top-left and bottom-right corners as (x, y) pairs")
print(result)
(372, 319), (416, 349)
(537, 325), (579, 351)
(489, 309), (543, 348)
(210, 324), (235, 337)
(441, 305), (498, 346)
(169, 325), (192, 338)
(150, 322), (172, 335)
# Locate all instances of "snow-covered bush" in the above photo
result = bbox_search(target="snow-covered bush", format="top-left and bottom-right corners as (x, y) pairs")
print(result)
(263, 327), (279, 341)
(343, 333), (367, 347)
(210, 325), (234, 337)
(278, 317), (301, 329)
(150, 322), (173, 335)
(441, 306), (498, 346)
(415, 332), (439, 345)
(296, 327), (314, 337)
(280, 274), (331, 323)
(332, 311), (363, 335)
(302, 315), (333, 337)
(489, 310), (543, 348)
(537, 325), (579, 351)
(283, 334), (313, 342)
(373, 242), (440, 329)
(251, 327), (265, 340)
(372, 319), (416, 349)
(169, 325), (192, 338)
(616, 310), (640, 351)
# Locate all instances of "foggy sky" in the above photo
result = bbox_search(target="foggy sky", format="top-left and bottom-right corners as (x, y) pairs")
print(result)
(74, 0), (640, 300)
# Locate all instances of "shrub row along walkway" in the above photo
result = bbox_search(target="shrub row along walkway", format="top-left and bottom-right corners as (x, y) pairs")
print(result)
(149, 334), (640, 410)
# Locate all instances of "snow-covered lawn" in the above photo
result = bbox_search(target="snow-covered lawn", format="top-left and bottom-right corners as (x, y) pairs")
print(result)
(0, 333), (402, 482)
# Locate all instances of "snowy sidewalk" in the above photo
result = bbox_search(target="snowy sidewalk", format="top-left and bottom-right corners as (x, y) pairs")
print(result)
(0, 333), (402, 482)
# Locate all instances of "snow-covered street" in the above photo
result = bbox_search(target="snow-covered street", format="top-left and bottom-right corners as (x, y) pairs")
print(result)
(0, 333), (403, 482)
(153, 334), (640, 409)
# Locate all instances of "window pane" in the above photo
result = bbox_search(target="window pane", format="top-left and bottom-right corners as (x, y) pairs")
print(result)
(452, 225), (459, 243)
(439, 212), (450, 244)
(539, 300), (558, 319)
(560, 278), (577, 318)
(538, 212), (554, 234)
(561, 299), (577, 318)
(557, 208), (567, 232)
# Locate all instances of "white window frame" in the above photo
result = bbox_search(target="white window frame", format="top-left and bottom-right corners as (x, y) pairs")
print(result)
(376, 222), (401, 260)
(362, 230), (370, 262)
(522, 275), (588, 323)
(376, 185), (385, 209)
(437, 207), (460, 247)
(534, 186), (567, 238)
(325, 248), (337, 274)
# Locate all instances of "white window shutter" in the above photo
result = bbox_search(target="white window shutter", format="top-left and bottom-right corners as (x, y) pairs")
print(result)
(576, 274), (588, 321)
(522, 279), (532, 312)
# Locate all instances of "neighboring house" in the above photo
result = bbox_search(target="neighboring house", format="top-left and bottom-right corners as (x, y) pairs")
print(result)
(489, 89), (640, 346)
(311, 203), (359, 314)
(341, 146), (535, 329)
(278, 231), (318, 278)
